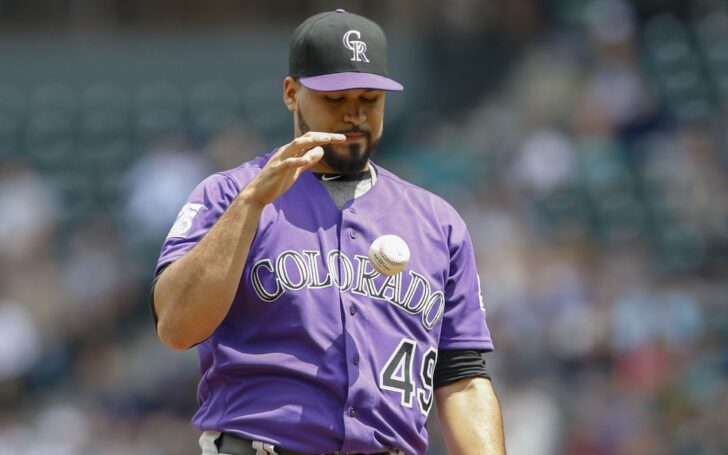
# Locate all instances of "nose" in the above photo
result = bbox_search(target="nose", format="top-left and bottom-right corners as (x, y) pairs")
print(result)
(343, 104), (366, 125)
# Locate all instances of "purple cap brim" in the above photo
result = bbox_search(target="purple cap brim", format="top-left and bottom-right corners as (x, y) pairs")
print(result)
(299, 72), (404, 92)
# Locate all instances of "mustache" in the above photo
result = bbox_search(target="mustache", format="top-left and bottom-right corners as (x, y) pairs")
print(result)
(335, 126), (370, 135)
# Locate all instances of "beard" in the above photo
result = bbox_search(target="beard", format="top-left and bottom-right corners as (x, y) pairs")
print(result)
(297, 108), (379, 175)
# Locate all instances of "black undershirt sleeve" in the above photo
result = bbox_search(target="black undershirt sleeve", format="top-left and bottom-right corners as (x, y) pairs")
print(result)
(149, 265), (169, 328)
(433, 349), (491, 389)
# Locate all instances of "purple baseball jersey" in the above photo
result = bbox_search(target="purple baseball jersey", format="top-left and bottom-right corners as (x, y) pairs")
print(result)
(156, 152), (493, 455)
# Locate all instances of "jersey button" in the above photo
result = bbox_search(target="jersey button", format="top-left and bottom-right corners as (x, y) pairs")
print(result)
(349, 407), (357, 417)
(353, 353), (359, 365)
(349, 230), (357, 239)
(350, 305), (357, 315)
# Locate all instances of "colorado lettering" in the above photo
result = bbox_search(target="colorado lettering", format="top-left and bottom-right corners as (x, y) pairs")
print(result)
(250, 249), (445, 330)
(250, 259), (284, 302)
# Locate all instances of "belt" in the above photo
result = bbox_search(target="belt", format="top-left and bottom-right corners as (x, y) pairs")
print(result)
(217, 433), (400, 455)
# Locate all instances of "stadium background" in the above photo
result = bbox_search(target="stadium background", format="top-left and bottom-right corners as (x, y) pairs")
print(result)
(1, 0), (727, 453)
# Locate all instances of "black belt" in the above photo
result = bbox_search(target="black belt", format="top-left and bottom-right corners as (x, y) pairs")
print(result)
(216, 433), (398, 455)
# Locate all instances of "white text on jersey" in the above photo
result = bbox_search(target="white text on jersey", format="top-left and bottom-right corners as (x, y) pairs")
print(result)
(250, 249), (445, 330)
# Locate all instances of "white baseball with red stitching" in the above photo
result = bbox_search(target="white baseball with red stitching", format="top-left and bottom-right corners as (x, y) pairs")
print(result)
(369, 234), (410, 276)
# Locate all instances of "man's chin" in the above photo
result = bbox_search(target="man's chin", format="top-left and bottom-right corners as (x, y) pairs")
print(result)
(322, 144), (370, 175)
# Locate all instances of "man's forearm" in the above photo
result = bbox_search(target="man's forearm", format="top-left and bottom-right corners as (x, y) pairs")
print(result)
(153, 133), (342, 351)
(154, 192), (264, 350)
(435, 377), (506, 454)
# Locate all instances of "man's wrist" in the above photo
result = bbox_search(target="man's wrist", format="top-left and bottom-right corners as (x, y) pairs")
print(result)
(238, 187), (267, 211)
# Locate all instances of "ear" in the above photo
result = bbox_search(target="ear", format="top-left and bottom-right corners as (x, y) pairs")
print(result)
(283, 77), (299, 112)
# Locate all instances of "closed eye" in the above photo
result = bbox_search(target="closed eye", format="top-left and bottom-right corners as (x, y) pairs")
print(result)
(325, 96), (345, 104)
(361, 96), (379, 103)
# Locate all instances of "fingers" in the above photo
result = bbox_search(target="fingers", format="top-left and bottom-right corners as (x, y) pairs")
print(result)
(280, 132), (346, 158)
(279, 146), (324, 170)
(304, 145), (325, 162)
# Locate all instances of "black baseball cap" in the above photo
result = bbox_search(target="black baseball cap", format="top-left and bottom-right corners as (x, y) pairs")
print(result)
(289, 9), (404, 92)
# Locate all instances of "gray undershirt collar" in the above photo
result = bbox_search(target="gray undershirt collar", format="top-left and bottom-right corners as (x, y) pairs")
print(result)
(317, 165), (378, 209)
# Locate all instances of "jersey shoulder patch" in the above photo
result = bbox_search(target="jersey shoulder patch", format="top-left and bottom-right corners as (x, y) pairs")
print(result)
(167, 203), (204, 239)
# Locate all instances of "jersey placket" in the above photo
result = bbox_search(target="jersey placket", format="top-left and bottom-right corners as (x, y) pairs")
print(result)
(337, 204), (371, 452)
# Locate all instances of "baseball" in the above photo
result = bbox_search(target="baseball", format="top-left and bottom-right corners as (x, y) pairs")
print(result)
(369, 234), (410, 276)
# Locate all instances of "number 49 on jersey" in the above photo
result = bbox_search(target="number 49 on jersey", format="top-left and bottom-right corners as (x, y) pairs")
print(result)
(379, 338), (437, 417)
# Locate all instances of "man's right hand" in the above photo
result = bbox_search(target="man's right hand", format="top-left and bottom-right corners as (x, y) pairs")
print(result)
(240, 132), (347, 207)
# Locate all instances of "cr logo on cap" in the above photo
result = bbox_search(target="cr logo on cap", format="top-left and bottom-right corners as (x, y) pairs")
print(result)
(343, 30), (369, 63)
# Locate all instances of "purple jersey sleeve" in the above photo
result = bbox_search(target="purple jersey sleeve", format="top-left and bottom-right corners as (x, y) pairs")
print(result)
(155, 154), (271, 276)
(438, 213), (494, 351)
(155, 172), (242, 276)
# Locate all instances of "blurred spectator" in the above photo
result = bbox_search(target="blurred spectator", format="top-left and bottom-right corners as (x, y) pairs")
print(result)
(0, 163), (58, 263)
(120, 136), (212, 261)
(60, 220), (136, 338)
(203, 121), (264, 171)
(0, 300), (41, 381)
(509, 128), (577, 196)
(502, 384), (561, 455)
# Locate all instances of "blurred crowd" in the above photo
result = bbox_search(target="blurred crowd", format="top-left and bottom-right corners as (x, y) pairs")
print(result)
(1, 1), (728, 454)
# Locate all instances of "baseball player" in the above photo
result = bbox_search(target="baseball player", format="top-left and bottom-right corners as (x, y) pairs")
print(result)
(151, 10), (505, 455)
